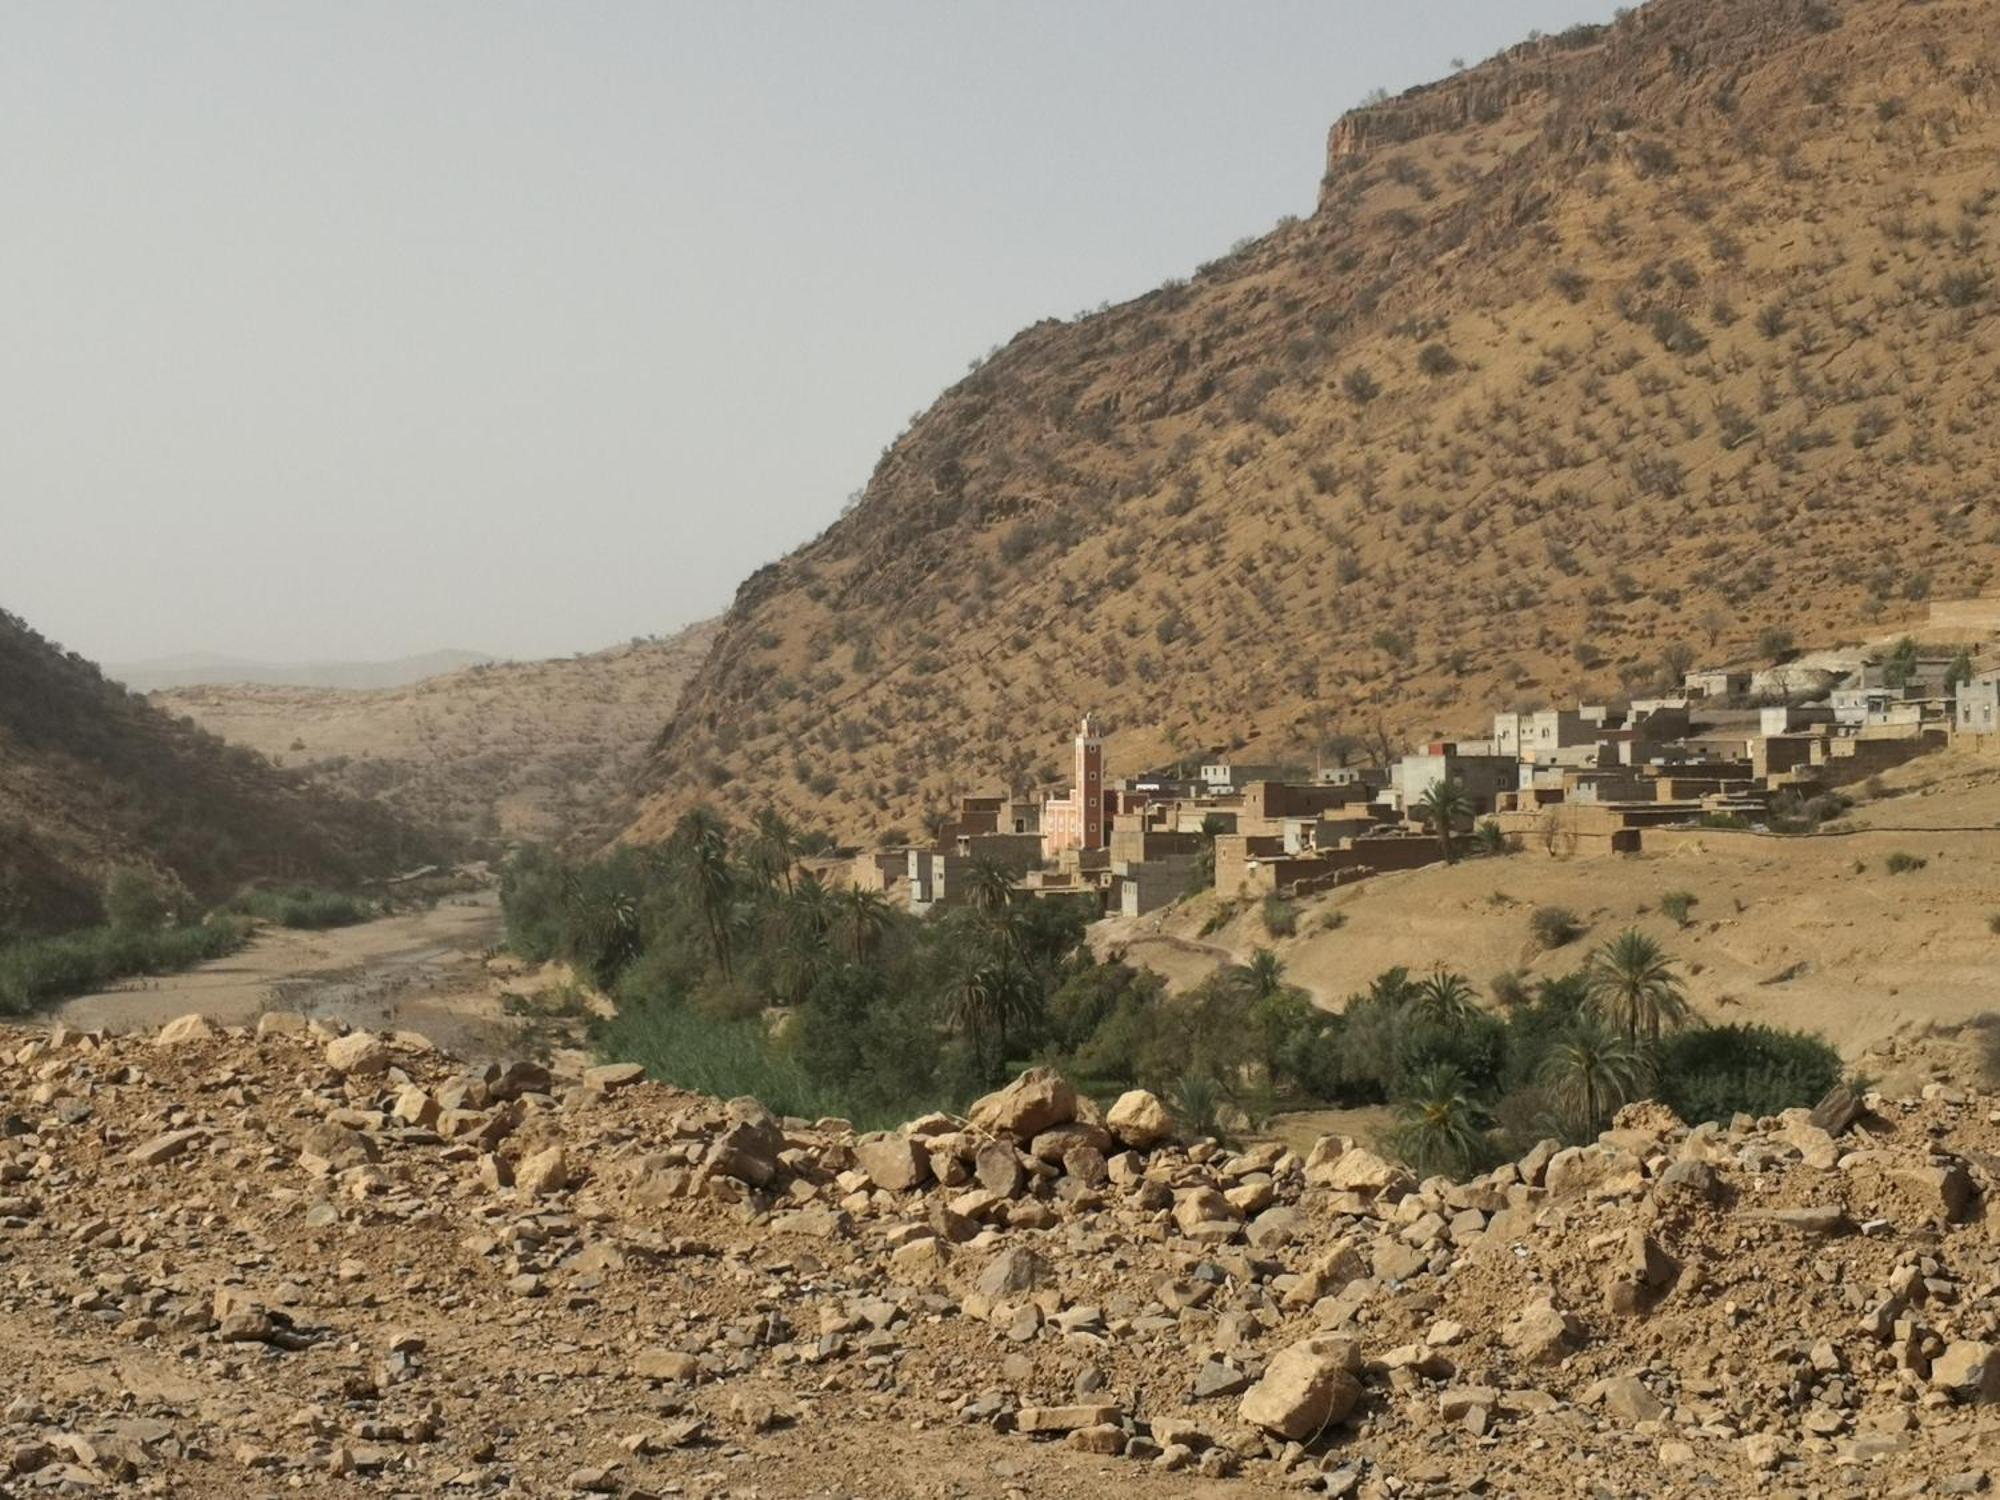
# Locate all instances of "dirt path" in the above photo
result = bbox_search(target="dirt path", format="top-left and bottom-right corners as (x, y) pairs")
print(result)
(55, 891), (523, 1057)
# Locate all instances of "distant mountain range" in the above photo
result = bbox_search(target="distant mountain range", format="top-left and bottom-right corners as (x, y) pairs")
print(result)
(105, 649), (495, 694)
(152, 622), (720, 848)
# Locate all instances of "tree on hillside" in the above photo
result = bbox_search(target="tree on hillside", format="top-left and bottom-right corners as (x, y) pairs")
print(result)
(1538, 1011), (1652, 1138)
(1585, 928), (1690, 1041)
(1416, 778), (1473, 863)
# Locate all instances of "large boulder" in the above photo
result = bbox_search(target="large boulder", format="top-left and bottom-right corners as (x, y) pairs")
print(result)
(967, 1068), (1076, 1139)
(1106, 1090), (1173, 1149)
(1320, 1148), (1408, 1196)
(706, 1103), (786, 1186)
(325, 1031), (389, 1077)
(154, 1014), (215, 1046)
(854, 1132), (931, 1192)
(1238, 1337), (1363, 1440)
(515, 1145), (569, 1198)
(1932, 1341), (2000, 1402)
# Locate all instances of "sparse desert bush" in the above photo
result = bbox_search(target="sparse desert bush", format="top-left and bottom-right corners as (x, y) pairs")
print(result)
(1261, 895), (1299, 938)
(1659, 890), (1698, 928)
(1417, 342), (1458, 376)
(1530, 905), (1585, 950)
(1885, 851), (1928, 874)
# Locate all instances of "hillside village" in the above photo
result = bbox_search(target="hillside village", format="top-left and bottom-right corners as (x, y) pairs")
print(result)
(848, 600), (2000, 922)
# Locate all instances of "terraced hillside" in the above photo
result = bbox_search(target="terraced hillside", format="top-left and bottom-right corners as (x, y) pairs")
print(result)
(636, 0), (2000, 845)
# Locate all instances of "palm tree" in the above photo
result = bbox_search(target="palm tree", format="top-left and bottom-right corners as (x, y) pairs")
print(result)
(1585, 928), (1691, 1042)
(787, 870), (838, 941)
(837, 886), (893, 965)
(774, 922), (832, 1007)
(1242, 947), (1287, 1002)
(673, 806), (735, 980)
(1416, 778), (1474, 864)
(1538, 1012), (1652, 1139)
(748, 806), (800, 897)
(1365, 966), (1417, 1008)
(1390, 1065), (1489, 1178)
(943, 949), (1041, 1081)
(1411, 969), (1479, 1026)
(963, 859), (1016, 917)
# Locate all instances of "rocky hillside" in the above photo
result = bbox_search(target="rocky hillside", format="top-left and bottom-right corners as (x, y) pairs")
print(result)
(4, 1018), (1998, 1496)
(636, 0), (2000, 844)
(154, 622), (718, 849)
(0, 609), (433, 933)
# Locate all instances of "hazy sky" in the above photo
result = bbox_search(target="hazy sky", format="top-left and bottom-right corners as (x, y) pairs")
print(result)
(1, 1), (1621, 666)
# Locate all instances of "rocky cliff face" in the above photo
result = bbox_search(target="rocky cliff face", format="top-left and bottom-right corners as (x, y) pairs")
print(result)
(634, 0), (2000, 846)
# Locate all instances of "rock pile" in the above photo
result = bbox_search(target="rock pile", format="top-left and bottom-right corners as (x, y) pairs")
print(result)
(2, 1017), (1999, 1497)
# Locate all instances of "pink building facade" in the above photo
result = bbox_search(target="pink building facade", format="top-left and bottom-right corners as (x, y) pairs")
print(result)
(1041, 713), (1110, 858)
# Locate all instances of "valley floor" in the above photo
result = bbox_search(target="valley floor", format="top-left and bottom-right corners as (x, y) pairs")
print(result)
(55, 892), (517, 1059)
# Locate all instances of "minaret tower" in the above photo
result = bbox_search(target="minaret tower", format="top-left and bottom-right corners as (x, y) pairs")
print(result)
(1075, 712), (1104, 849)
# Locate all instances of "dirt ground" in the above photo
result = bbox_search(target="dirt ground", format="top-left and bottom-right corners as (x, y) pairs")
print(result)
(55, 892), (524, 1059)
(1096, 746), (2000, 1072)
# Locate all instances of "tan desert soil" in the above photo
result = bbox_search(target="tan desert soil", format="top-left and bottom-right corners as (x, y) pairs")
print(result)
(3, 1020), (2000, 1499)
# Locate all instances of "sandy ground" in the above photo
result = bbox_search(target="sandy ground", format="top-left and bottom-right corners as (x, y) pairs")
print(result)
(56, 891), (521, 1057)
(1097, 745), (2000, 1064)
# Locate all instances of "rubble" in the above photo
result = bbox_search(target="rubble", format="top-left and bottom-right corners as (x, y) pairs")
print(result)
(3, 1020), (2000, 1496)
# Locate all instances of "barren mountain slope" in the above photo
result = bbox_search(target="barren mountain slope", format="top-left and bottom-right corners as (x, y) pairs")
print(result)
(0, 610), (432, 933)
(156, 621), (718, 848)
(636, 0), (2000, 845)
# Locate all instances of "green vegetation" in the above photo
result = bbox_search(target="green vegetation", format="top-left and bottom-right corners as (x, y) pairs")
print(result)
(1651, 1024), (1841, 1124)
(1659, 889), (1698, 928)
(228, 885), (377, 930)
(0, 917), (250, 1015)
(501, 813), (1100, 1128)
(500, 820), (1847, 1166)
(1416, 778), (1472, 863)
